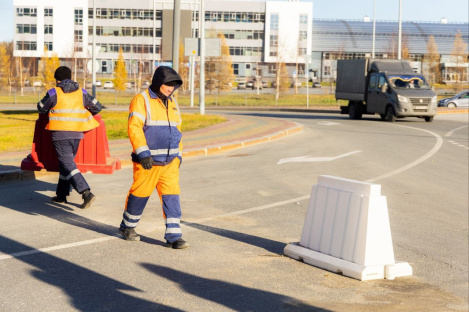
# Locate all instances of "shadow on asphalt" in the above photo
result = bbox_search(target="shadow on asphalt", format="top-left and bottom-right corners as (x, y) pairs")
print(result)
(0, 180), (182, 310)
(0, 235), (180, 311)
(0, 179), (118, 242)
(141, 263), (332, 312)
(182, 222), (285, 255)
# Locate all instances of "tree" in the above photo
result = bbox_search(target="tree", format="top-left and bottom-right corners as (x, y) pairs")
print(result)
(178, 41), (189, 94)
(40, 46), (60, 90)
(112, 48), (127, 92)
(0, 43), (11, 91)
(450, 30), (468, 87)
(401, 37), (410, 60)
(214, 33), (235, 93)
(205, 30), (235, 94)
(423, 35), (440, 85)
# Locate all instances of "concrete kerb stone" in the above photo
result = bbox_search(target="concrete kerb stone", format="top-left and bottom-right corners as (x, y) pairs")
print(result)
(0, 122), (303, 183)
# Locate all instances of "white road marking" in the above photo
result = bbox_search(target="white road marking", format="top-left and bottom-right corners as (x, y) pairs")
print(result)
(0, 236), (119, 260)
(0, 124), (447, 261)
(277, 150), (361, 165)
(366, 124), (443, 183)
(445, 125), (468, 137)
(318, 121), (340, 126)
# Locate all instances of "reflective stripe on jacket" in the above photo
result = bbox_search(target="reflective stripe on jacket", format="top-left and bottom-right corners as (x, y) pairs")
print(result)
(129, 89), (183, 165)
(46, 87), (99, 132)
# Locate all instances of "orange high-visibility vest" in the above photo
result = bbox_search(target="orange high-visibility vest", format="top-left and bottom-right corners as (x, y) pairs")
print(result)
(46, 87), (99, 132)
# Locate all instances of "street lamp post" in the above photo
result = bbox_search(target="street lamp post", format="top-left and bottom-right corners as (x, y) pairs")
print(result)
(398, 0), (402, 60)
(372, 0), (376, 58)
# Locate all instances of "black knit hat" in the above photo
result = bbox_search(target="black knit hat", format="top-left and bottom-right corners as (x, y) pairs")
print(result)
(54, 66), (72, 81)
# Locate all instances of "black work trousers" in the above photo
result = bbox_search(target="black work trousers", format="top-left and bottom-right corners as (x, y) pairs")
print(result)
(53, 139), (89, 197)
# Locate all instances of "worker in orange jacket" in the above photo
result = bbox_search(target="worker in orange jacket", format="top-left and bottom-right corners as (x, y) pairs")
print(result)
(37, 66), (102, 208)
(118, 66), (188, 249)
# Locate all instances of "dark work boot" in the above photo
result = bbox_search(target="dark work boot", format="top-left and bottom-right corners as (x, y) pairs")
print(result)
(52, 196), (67, 203)
(118, 227), (141, 241)
(165, 238), (189, 249)
(81, 190), (95, 209)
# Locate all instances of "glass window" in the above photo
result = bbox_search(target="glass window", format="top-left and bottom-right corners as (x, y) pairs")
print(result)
(45, 8), (53, 17)
(300, 14), (308, 25)
(369, 74), (378, 90)
(44, 25), (53, 34)
(270, 14), (278, 30)
(75, 9), (83, 24)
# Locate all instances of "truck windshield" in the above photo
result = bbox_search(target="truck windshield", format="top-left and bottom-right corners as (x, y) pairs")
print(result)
(388, 75), (430, 89)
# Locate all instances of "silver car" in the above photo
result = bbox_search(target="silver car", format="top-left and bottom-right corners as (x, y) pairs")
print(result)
(438, 91), (469, 108)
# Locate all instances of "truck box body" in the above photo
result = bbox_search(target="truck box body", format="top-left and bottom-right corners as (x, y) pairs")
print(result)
(335, 59), (368, 101)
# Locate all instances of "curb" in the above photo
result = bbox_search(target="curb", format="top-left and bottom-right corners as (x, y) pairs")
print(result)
(0, 122), (303, 183)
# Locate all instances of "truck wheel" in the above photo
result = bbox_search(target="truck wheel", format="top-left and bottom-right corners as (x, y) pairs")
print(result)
(385, 106), (396, 122)
(348, 102), (363, 120)
(380, 114), (386, 120)
(424, 116), (434, 122)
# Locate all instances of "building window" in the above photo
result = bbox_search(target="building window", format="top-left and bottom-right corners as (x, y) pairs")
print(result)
(268, 65), (276, 74)
(270, 13), (279, 30)
(44, 8), (53, 17)
(89, 8), (159, 20)
(16, 8), (37, 17)
(44, 25), (53, 35)
(324, 66), (331, 76)
(299, 31), (307, 41)
(75, 30), (83, 42)
(232, 64), (239, 75)
(270, 35), (278, 48)
(75, 9), (83, 25)
(298, 48), (307, 56)
(300, 14), (308, 25)
(246, 64), (251, 69)
(16, 41), (37, 51)
(44, 42), (53, 51)
(16, 24), (37, 34)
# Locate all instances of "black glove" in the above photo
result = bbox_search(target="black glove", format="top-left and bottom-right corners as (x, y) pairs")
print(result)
(140, 156), (153, 170)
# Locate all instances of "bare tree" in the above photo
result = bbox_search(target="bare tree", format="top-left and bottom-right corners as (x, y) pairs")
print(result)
(423, 35), (440, 85)
(450, 30), (468, 89)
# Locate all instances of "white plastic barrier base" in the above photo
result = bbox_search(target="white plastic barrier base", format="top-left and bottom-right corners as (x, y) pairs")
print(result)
(284, 175), (412, 281)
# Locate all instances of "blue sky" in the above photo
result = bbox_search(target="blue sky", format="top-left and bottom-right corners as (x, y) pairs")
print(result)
(0, 0), (468, 42)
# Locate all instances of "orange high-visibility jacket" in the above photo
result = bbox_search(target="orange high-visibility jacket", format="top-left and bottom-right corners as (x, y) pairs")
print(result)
(46, 87), (99, 132)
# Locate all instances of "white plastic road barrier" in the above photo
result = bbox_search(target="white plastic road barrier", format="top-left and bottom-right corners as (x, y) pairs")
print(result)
(284, 175), (412, 281)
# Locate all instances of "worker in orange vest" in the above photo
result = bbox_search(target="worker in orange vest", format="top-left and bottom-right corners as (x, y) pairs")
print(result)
(37, 66), (103, 208)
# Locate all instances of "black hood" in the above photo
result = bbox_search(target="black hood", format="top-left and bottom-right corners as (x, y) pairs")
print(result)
(150, 66), (183, 95)
(57, 79), (80, 93)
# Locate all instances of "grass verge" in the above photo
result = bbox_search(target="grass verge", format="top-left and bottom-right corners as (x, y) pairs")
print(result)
(0, 110), (226, 153)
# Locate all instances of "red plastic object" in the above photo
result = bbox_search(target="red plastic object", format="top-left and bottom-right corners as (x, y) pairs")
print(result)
(21, 114), (121, 174)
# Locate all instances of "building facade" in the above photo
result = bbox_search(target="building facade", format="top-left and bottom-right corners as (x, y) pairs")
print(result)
(13, 0), (468, 84)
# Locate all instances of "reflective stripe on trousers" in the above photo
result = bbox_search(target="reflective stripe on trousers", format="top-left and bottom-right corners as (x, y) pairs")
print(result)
(121, 158), (182, 242)
(53, 139), (89, 196)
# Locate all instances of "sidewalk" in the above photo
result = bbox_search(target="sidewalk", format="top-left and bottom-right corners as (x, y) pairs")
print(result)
(0, 113), (303, 182)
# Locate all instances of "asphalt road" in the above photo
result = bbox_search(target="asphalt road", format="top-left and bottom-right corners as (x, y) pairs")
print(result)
(0, 111), (467, 311)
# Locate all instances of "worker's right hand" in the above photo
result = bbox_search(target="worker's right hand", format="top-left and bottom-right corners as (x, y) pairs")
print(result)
(140, 156), (154, 170)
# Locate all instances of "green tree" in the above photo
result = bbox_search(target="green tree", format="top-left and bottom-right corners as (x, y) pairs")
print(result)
(112, 48), (127, 91)
(0, 43), (11, 91)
